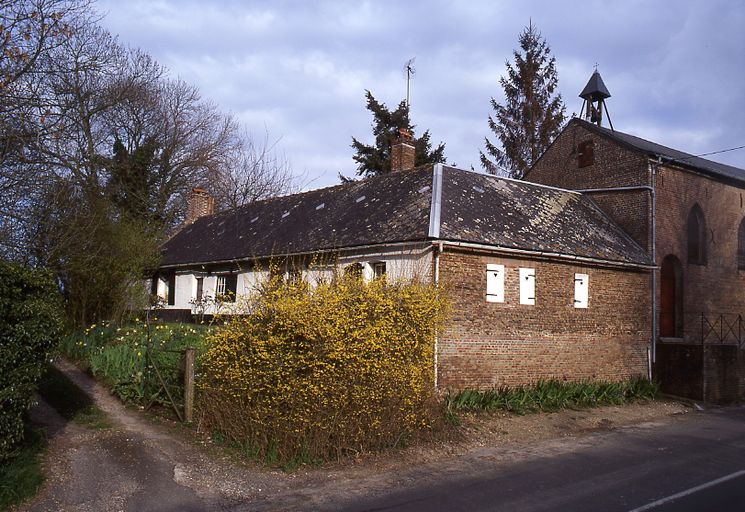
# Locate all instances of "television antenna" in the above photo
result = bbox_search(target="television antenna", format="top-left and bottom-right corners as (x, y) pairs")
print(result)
(404, 57), (416, 109)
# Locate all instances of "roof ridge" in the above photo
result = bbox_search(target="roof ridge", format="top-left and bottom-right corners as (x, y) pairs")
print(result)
(200, 166), (435, 222)
(444, 164), (582, 195)
(571, 118), (745, 175)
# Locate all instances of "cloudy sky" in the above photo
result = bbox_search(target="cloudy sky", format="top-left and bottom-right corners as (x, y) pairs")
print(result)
(96, 0), (745, 189)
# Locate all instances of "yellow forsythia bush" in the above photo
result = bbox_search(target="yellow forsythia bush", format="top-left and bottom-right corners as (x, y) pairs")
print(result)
(198, 270), (448, 464)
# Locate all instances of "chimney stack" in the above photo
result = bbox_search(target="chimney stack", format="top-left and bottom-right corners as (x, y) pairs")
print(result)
(185, 187), (214, 224)
(390, 128), (416, 172)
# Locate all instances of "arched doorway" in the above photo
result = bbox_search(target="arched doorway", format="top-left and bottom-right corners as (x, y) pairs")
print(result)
(660, 255), (683, 337)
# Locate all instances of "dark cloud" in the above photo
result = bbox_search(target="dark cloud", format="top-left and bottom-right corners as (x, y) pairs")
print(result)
(97, 0), (745, 186)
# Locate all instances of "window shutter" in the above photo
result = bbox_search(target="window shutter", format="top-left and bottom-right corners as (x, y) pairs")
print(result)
(519, 268), (535, 305)
(196, 277), (204, 301)
(486, 264), (505, 303)
(574, 273), (589, 309)
(578, 140), (594, 168)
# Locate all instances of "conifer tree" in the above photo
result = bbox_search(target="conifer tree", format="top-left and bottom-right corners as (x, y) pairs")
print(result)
(481, 22), (566, 178)
(350, 90), (445, 179)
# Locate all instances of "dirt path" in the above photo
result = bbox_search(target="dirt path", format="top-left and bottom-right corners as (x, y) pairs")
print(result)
(20, 360), (276, 512)
(19, 361), (693, 511)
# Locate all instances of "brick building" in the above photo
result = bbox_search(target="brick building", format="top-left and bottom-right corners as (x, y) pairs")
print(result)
(152, 71), (745, 398)
(153, 130), (653, 391)
(526, 71), (745, 402)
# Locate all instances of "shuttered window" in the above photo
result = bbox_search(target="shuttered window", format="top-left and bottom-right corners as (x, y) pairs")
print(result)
(578, 140), (594, 168)
(519, 268), (535, 305)
(574, 273), (589, 309)
(486, 264), (505, 303)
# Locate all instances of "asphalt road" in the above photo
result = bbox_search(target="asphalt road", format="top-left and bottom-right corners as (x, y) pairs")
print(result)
(338, 406), (745, 512)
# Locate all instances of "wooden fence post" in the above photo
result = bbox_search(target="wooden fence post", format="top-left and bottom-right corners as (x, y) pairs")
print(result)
(183, 347), (195, 423)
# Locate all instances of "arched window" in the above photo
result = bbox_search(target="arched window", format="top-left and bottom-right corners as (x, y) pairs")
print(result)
(660, 255), (683, 337)
(687, 204), (707, 265)
(738, 218), (745, 270)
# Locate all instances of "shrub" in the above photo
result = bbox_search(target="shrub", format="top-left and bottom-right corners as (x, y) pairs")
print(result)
(444, 377), (659, 415)
(198, 272), (448, 465)
(59, 321), (208, 407)
(0, 262), (63, 461)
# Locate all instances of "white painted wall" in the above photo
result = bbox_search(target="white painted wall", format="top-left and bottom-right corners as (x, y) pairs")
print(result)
(152, 245), (434, 314)
(174, 273), (194, 309)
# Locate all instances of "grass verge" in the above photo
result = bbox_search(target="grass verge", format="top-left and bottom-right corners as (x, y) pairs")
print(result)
(445, 377), (659, 415)
(0, 427), (46, 511)
(38, 365), (111, 429)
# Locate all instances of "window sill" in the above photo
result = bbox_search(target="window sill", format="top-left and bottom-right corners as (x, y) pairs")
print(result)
(659, 336), (685, 343)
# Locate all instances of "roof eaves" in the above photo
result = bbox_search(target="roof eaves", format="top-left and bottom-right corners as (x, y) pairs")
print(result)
(439, 239), (655, 270)
(158, 238), (435, 269)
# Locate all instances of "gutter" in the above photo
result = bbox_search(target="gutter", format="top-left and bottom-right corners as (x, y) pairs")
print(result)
(432, 241), (443, 390)
(438, 240), (656, 271)
(577, 185), (654, 193)
(649, 159), (659, 376)
(157, 240), (434, 270)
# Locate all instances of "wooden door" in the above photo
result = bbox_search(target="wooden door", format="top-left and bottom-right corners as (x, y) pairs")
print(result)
(660, 259), (676, 337)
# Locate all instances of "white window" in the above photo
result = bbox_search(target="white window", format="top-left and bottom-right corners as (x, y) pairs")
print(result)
(373, 261), (386, 278)
(216, 276), (227, 295)
(519, 268), (535, 305)
(574, 273), (589, 308)
(216, 275), (237, 302)
(486, 264), (504, 303)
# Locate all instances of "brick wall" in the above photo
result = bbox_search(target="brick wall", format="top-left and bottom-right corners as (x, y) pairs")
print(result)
(654, 165), (745, 343)
(528, 121), (745, 344)
(527, 121), (652, 250)
(525, 120), (745, 397)
(437, 249), (651, 390)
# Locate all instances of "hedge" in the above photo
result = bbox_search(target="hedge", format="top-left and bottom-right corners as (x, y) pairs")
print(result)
(198, 271), (448, 465)
(0, 262), (63, 461)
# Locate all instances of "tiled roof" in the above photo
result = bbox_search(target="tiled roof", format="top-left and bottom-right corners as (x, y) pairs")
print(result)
(160, 167), (434, 266)
(160, 165), (652, 268)
(438, 167), (651, 265)
(574, 119), (745, 185)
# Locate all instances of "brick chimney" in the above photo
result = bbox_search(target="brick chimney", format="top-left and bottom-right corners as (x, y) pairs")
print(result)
(185, 187), (214, 224)
(391, 128), (415, 172)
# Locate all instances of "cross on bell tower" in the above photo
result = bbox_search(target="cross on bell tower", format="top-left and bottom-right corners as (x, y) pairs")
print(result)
(579, 69), (613, 130)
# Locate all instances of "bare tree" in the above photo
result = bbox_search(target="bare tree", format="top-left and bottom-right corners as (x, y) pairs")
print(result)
(0, 6), (298, 324)
(0, 0), (88, 98)
(0, 0), (90, 261)
(211, 128), (295, 211)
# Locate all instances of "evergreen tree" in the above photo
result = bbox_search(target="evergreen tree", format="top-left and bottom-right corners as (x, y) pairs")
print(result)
(350, 90), (445, 179)
(107, 137), (159, 225)
(481, 22), (566, 178)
